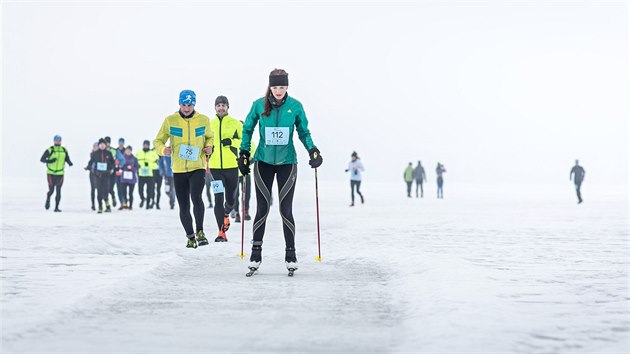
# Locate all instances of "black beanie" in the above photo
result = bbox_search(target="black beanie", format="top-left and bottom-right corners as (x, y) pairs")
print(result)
(143, 140), (150, 146)
(215, 95), (229, 107)
(98, 138), (106, 145)
(269, 74), (289, 87)
(104, 136), (111, 143)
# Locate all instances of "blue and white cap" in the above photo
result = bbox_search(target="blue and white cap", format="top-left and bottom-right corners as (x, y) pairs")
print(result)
(53, 135), (62, 141)
(179, 90), (196, 105)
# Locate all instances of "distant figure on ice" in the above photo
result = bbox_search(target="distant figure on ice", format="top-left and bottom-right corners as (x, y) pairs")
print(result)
(436, 163), (446, 199)
(570, 160), (586, 204)
(40, 135), (73, 212)
(89, 138), (115, 213)
(345, 151), (365, 206)
(119, 146), (139, 210)
(404, 162), (414, 198)
(413, 160), (427, 198)
(159, 155), (176, 210)
(85, 142), (99, 210)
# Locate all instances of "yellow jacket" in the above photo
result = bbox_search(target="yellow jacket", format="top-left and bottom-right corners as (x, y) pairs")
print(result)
(209, 114), (242, 169)
(154, 111), (214, 173)
(136, 149), (160, 177)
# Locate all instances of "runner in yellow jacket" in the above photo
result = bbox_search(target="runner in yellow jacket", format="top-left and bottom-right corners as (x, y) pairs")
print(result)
(154, 89), (214, 248)
(208, 95), (242, 242)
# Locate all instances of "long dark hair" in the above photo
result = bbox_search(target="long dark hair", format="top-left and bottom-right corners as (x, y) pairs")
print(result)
(263, 68), (289, 117)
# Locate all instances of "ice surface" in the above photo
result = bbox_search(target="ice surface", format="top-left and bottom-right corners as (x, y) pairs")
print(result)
(1, 177), (628, 353)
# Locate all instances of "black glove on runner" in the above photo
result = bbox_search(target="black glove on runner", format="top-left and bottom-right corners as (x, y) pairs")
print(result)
(47, 158), (57, 163)
(308, 148), (323, 168)
(221, 138), (232, 146)
(238, 150), (251, 175)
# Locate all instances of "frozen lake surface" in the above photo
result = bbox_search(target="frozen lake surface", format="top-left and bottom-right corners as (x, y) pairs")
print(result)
(2, 177), (628, 353)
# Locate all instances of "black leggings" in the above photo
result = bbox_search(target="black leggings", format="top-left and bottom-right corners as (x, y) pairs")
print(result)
(89, 173), (97, 207)
(109, 172), (117, 201)
(138, 176), (155, 204)
(350, 180), (363, 203)
(210, 168), (239, 231)
(46, 174), (64, 208)
(174, 169), (206, 236)
(252, 162), (297, 249)
(122, 183), (136, 207)
(96, 175), (109, 208)
(153, 170), (162, 205)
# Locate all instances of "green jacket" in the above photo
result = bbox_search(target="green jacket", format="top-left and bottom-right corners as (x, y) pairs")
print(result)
(40, 145), (72, 175)
(240, 95), (315, 165)
(404, 165), (414, 182)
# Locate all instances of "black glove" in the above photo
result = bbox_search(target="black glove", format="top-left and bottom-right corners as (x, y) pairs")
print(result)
(47, 158), (57, 163)
(144, 162), (149, 167)
(308, 148), (323, 168)
(68, 162), (73, 167)
(238, 150), (251, 176)
(221, 138), (232, 146)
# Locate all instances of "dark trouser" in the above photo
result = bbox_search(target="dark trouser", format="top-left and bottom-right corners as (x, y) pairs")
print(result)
(117, 174), (126, 204)
(96, 175), (110, 209)
(204, 172), (214, 206)
(174, 169), (206, 236)
(252, 162), (298, 249)
(138, 176), (155, 205)
(153, 170), (162, 206)
(415, 180), (423, 197)
(437, 177), (444, 198)
(122, 183), (136, 207)
(575, 181), (583, 202)
(233, 175), (252, 213)
(350, 180), (363, 203)
(164, 176), (176, 206)
(406, 181), (413, 197)
(46, 174), (64, 209)
(89, 173), (97, 207)
(109, 172), (117, 202)
(211, 168), (239, 231)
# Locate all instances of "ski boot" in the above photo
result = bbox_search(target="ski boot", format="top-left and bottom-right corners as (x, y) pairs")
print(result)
(91, 205), (96, 211)
(214, 230), (227, 242)
(234, 211), (241, 223)
(196, 230), (209, 246)
(112, 198), (117, 208)
(54, 208), (62, 212)
(244, 210), (251, 221)
(230, 210), (236, 218)
(118, 202), (126, 210)
(156, 202), (160, 210)
(45, 198), (51, 210)
(98, 208), (103, 214)
(105, 201), (111, 213)
(222, 215), (230, 232)
(246, 243), (262, 277)
(186, 235), (198, 249)
(286, 247), (298, 276)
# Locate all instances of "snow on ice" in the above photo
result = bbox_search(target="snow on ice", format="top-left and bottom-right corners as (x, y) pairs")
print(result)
(1, 177), (628, 353)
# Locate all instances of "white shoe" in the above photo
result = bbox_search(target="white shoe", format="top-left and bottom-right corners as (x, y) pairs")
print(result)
(286, 262), (298, 271)
(249, 261), (261, 270)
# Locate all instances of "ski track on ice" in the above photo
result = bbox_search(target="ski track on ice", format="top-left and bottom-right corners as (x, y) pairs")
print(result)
(1, 179), (629, 353)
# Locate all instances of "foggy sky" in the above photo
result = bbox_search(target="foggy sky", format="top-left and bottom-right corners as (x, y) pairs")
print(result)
(2, 0), (628, 188)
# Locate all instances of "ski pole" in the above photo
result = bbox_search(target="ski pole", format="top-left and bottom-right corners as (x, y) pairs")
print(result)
(315, 167), (322, 262)
(240, 176), (246, 259)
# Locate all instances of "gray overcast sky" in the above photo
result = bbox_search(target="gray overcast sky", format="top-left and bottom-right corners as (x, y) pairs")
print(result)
(2, 0), (628, 187)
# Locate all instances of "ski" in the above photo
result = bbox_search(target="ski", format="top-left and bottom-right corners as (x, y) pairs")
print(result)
(246, 268), (258, 277)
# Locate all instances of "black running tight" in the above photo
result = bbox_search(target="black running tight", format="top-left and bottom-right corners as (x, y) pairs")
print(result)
(252, 162), (297, 249)
(173, 169), (206, 236)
